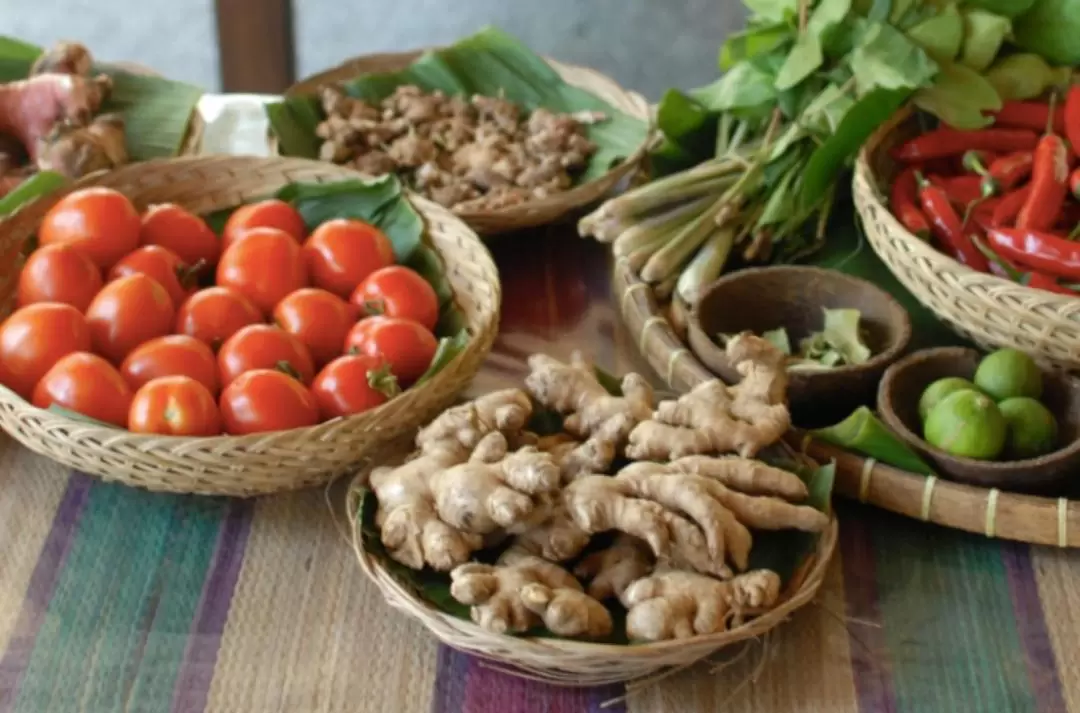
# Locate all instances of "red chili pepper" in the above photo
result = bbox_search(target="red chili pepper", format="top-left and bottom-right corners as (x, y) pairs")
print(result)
(890, 167), (931, 239)
(1064, 85), (1080, 159)
(991, 101), (1066, 134)
(1069, 166), (1080, 201)
(972, 233), (1020, 279)
(1023, 270), (1076, 295)
(893, 128), (1040, 163)
(938, 175), (986, 206)
(915, 172), (990, 272)
(987, 152), (1033, 192)
(991, 186), (1032, 226)
(1057, 201), (1080, 232)
(986, 226), (1080, 279)
(972, 197), (1002, 232)
(1016, 135), (1069, 231)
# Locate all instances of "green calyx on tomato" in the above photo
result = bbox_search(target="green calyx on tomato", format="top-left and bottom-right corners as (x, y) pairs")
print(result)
(367, 362), (401, 398)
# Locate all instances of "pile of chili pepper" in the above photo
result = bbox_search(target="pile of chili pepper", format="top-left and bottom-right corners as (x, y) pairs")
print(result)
(888, 86), (1080, 297)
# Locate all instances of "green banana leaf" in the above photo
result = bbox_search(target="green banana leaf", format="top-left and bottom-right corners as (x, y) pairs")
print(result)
(266, 26), (649, 184)
(814, 406), (935, 475)
(0, 36), (204, 160)
(0, 170), (65, 218)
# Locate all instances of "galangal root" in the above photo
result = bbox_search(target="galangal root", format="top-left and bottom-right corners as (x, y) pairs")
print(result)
(366, 336), (828, 643)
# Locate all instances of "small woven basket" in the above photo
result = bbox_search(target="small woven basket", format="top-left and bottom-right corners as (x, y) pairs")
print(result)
(348, 483), (838, 686)
(854, 108), (1080, 370)
(282, 50), (652, 236)
(0, 156), (500, 497)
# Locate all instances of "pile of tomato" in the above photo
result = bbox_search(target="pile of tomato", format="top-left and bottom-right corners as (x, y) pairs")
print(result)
(0, 187), (443, 436)
(889, 86), (1080, 296)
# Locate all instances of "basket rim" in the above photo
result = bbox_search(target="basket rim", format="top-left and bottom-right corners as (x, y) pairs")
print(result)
(279, 47), (654, 223)
(0, 155), (499, 459)
(347, 475), (838, 659)
(855, 106), (1080, 311)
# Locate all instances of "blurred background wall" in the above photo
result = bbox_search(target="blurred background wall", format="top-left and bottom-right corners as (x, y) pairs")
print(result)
(3, 0), (746, 99)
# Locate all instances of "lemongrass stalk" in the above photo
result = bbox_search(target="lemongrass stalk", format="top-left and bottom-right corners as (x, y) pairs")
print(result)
(612, 196), (712, 257)
(675, 225), (736, 305)
(640, 197), (727, 284)
(598, 160), (742, 219)
(654, 273), (679, 302)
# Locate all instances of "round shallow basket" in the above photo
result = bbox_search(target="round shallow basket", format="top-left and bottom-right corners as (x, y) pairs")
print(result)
(854, 107), (1080, 371)
(0, 156), (500, 497)
(613, 256), (1080, 547)
(348, 484), (838, 686)
(283, 50), (652, 236)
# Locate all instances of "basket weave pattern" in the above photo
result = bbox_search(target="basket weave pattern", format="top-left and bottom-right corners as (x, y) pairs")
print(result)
(0, 156), (500, 497)
(284, 51), (652, 235)
(855, 109), (1080, 370)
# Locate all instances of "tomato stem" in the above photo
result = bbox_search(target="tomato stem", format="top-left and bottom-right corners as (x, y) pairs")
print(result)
(274, 360), (302, 381)
(363, 299), (386, 316)
(367, 363), (401, 398)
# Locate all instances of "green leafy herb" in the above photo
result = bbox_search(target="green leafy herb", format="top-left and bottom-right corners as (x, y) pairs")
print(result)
(905, 2), (964, 63)
(775, 36), (825, 91)
(958, 9), (1012, 72)
(691, 62), (779, 121)
(267, 27), (647, 184)
(744, 0), (799, 23)
(850, 20), (938, 94)
(913, 61), (1001, 130)
(720, 24), (791, 70)
(984, 53), (1064, 102)
(0, 171), (65, 218)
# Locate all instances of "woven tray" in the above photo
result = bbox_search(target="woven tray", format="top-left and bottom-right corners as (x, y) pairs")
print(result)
(282, 50), (652, 236)
(614, 256), (1080, 547)
(347, 479), (838, 686)
(854, 107), (1080, 371)
(0, 156), (499, 497)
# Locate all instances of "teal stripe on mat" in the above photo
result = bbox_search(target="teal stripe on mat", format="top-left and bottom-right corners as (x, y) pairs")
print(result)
(866, 509), (1036, 713)
(10, 482), (226, 713)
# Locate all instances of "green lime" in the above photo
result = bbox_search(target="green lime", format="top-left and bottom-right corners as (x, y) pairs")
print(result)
(998, 397), (1059, 460)
(918, 377), (979, 423)
(974, 348), (1043, 401)
(924, 389), (1007, 460)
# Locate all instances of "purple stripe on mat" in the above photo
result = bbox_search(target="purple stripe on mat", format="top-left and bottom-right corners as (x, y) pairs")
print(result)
(443, 648), (625, 713)
(169, 500), (254, 713)
(839, 515), (897, 713)
(0, 474), (93, 711)
(1000, 543), (1067, 713)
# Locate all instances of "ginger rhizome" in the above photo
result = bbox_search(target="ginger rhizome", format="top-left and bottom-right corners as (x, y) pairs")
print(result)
(627, 334), (790, 460)
(575, 534), (655, 600)
(450, 552), (613, 637)
(620, 569), (781, 642)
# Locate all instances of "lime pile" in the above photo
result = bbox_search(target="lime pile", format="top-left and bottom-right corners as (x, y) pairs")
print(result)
(918, 349), (1059, 461)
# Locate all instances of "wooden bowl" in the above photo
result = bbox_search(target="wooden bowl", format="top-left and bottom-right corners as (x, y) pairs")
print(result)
(877, 347), (1080, 493)
(687, 266), (912, 427)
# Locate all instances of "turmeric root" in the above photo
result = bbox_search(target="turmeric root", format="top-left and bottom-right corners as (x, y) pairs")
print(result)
(627, 334), (790, 460)
(574, 534), (654, 600)
(0, 72), (112, 162)
(36, 113), (127, 178)
(620, 569), (781, 642)
(450, 552), (613, 637)
(526, 352), (654, 472)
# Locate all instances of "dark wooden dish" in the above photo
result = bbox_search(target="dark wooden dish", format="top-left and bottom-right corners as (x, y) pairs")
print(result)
(687, 266), (912, 427)
(877, 347), (1080, 493)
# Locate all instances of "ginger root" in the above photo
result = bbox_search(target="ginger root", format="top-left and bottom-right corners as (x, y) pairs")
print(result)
(416, 388), (533, 454)
(505, 497), (591, 562)
(575, 534), (655, 600)
(0, 72), (112, 164)
(620, 569), (781, 642)
(627, 334), (790, 460)
(30, 42), (93, 77)
(526, 352), (654, 476)
(535, 432), (610, 483)
(36, 112), (127, 178)
(450, 552), (613, 637)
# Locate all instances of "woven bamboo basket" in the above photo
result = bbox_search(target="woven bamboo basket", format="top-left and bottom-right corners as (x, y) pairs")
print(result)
(0, 156), (500, 497)
(613, 255), (1080, 547)
(282, 50), (652, 235)
(347, 481), (838, 686)
(854, 108), (1080, 371)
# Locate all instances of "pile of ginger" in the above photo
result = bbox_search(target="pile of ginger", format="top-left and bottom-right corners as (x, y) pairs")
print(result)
(366, 334), (829, 643)
(0, 41), (127, 197)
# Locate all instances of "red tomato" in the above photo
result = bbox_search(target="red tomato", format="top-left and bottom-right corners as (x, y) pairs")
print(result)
(17, 244), (103, 312)
(351, 265), (439, 331)
(302, 218), (394, 298)
(221, 199), (306, 250)
(128, 375), (222, 436)
(38, 187), (141, 269)
(0, 303), (91, 399)
(175, 287), (263, 350)
(32, 351), (132, 427)
(120, 335), (220, 394)
(344, 316), (437, 385)
(219, 369), (319, 434)
(86, 274), (176, 363)
(312, 353), (395, 420)
(216, 227), (308, 315)
(139, 203), (221, 270)
(273, 288), (357, 367)
(217, 324), (315, 387)
(108, 245), (199, 309)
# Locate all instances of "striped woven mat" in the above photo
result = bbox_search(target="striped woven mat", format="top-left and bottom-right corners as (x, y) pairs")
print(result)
(1, 232), (1078, 713)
